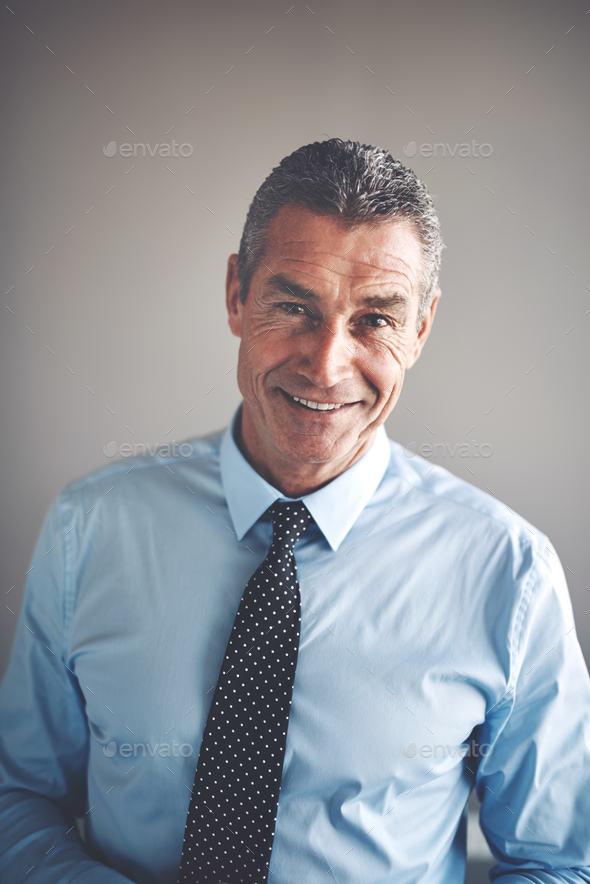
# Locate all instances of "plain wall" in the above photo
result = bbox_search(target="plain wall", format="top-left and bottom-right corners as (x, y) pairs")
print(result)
(2, 0), (589, 682)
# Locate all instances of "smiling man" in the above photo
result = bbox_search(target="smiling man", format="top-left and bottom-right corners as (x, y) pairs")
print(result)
(1, 139), (590, 884)
(226, 206), (437, 496)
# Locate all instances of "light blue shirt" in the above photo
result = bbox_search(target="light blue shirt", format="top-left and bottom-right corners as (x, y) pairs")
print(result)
(2, 406), (590, 884)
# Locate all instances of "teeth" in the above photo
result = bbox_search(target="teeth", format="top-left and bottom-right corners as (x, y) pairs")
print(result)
(291, 395), (343, 411)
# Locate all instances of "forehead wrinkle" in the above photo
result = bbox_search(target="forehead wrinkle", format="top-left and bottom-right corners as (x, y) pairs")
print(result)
(275, 254), (415, 283)
(271, 260), (416, 297)
(275, 249), (420, 281)
(266, 210), (422, 269)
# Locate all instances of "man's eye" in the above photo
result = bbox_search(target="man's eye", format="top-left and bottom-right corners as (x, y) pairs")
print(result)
(362, 314), (390, 328)
(280, 303), (309, 316)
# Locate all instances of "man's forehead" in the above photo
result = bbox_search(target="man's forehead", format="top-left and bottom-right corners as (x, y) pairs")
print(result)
(263, 205), (423, 278)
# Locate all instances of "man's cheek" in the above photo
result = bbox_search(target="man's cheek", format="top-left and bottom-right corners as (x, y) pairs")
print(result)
(381, 368), (404, 407)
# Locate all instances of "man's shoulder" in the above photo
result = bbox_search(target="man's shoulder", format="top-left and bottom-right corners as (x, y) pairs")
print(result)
(59, 426), (226, 500)
(384, 436), (550, 557)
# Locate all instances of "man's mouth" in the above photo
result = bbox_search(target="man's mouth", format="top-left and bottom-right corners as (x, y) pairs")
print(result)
(281, 390), (356, 412)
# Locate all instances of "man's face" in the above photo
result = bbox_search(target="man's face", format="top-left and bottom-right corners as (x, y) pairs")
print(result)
(226, 205), (440, 494)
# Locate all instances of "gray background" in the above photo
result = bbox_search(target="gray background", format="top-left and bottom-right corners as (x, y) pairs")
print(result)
(1, 0), (589, 875)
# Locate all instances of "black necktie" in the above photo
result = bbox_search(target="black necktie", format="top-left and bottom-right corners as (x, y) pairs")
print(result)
(178, 501), (313, 884)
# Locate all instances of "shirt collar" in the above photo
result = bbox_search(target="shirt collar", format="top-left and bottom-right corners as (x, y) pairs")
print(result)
(220, 405), (391, 551)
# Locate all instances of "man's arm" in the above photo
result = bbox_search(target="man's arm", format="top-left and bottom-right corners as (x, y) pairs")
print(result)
(474, 541), (590, 882)
(0, 495), (133, 883)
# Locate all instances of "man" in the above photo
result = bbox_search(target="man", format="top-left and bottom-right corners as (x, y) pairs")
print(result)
(1, 139), (589, 884)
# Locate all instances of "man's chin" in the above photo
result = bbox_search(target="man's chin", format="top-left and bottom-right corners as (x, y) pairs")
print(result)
(240, 397), (376, 477)
(271, 427), (365, 467)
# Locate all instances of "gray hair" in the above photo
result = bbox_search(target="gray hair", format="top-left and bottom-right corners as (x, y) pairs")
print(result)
(237, 138), (444, 327)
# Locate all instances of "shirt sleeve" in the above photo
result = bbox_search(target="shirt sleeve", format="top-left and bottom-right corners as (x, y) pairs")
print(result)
(0, 494), (133, 883)
(474, 540), (590, 883)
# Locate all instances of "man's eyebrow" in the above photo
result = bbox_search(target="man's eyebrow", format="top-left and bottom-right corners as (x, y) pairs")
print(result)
(262, 275), (315, 299)
(359, 293), (410, 309)
(263, 276), (409, 309)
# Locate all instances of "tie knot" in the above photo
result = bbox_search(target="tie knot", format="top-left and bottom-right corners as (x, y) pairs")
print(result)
(267, 500), (313, 551)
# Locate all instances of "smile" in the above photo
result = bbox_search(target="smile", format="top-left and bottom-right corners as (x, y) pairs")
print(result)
(285, 392), (349, 411)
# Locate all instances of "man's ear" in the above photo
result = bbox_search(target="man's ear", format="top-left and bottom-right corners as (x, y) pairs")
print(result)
(226, 254), (243, 338)
(406, 287), (441, 369)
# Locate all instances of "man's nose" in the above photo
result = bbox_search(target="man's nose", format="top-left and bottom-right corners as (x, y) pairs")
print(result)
(296, 321), (355, 389)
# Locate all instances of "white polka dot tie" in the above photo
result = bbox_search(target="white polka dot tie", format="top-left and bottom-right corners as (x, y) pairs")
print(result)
(177, 501), (313, 884)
